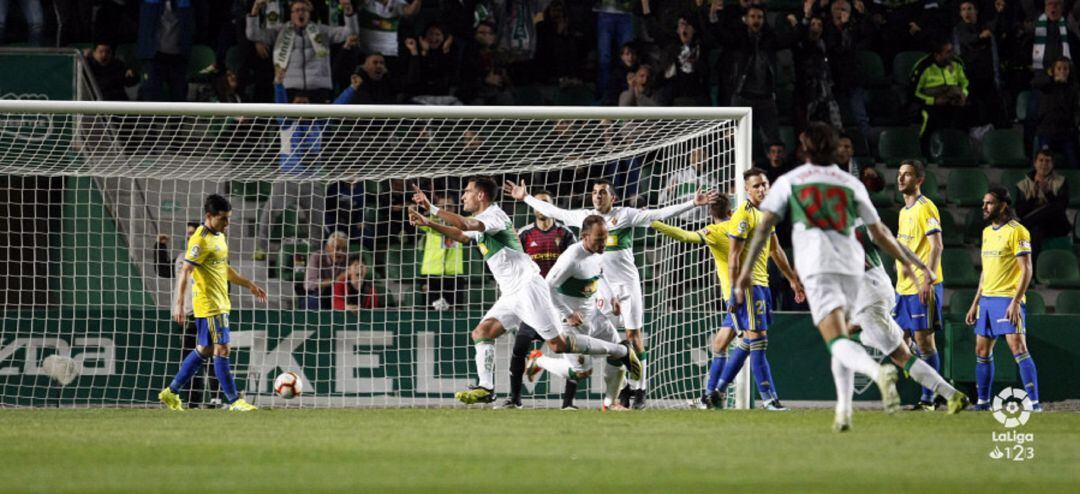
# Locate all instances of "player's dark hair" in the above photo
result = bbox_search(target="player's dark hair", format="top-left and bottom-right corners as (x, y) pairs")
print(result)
(801, 121), (839, 166)
(743, 167), (767, 181)
(204, 194), (231, 215)
(581, 214), (606, 233)
(899, 159), (925, 178)
(469, 176), (498, 202)
(593, 179), (618, 198)
(186, 221), (200, 229)
(987, 185), (1015, 222)
(1034, 148), (1055, 163)
(709, 194), (731, 220)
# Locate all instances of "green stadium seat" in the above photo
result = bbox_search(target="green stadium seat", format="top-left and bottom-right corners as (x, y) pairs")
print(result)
(998, 169), (1027, 191)
(892, 51), (926, 87)
(879, 207), (900, 233)
(939, 210), (964, 247)
(981, 129), (1027, 167)
(1025, 291), (1047, 315)
(871, 189), (895, 208)
(1054, 290), (1080, 314)
(929, 129), (978, 167)
(278, 241), (311, 282)
(867, 88), (906, 127)
(1036, 250), (1080, 287)
(1055, 169), (1080, 207)
(947, 169), (989, 206)
(1042, 235), (1073, 252)
(855, 50), (888, 87)
(187, 44), (217, 79)
(1015, 91), (1032, 122)
(230, 181), (271, 203)
(948, 289), (976, 316)
(941, 249), (979, 287)
(270, 208), (300, 241)
(1074, 210), (1080, 242)
(225, 45), (244, 73)
(963, 208), (986, 244)
(878, 127), (923, 166)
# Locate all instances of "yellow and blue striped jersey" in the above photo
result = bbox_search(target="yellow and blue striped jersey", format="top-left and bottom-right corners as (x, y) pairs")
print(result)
(729, 200), (773, 287)
(896, 195), (944, 295)
(980, 220), (1031, 300)
(183, 225), (231, 317)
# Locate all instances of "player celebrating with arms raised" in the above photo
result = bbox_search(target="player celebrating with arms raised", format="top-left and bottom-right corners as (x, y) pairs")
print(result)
(965, 187), (1041, 411)
(505, 178), (718, 409)
(734, 123), (928, 430)
(159, 194), (267, 412)
(409, 178), (640, 405)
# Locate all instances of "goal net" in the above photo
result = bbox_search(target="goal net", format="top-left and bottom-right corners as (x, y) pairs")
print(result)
(0, 100), (751, 408)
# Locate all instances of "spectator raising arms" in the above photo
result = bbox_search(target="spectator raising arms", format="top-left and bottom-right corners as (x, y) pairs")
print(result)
(332, 255), (379, 310)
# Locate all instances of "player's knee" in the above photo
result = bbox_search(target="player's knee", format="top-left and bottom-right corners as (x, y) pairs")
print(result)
(1006, 337), (1027, 355)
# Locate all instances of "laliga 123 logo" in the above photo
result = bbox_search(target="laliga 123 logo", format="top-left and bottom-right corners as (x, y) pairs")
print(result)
(988, 387), (1036, 462)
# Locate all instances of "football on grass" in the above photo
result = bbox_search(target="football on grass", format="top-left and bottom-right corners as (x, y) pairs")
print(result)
(274, 371), (303, 399)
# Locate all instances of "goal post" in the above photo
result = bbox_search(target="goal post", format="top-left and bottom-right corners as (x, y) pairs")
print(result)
(0, 100), (753, 408)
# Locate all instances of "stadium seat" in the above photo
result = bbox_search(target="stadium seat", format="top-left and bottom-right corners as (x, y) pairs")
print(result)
(947, 169), (989, 206)
(278, 241), (311, 282)
(892, 51), (926, 87)
(981, 129), (1027, 167)
(998, 169), (1027, 191)
(941, 249), (980, 287)
(271, 208), (300, 240)
(392, 282), (416, 308)
(938, 210), (964, 247)
(225, 45), (244, 73)
(855, 50), (888, 87)
(929, 129), (978, 167)
(879, 207), (900, 233)
(948, 289), (976, 316)
(230, 181), (271, 203)
(1074, 210), (1080, 242)
(1036, 250), (1080, 287)
(1055, 169), (1080, 207)
(1015, 91), (1032, 122)
(867, 88), (906, 127)
(1025, 291), (1047, 315)
(1054, 290), (1080, 314)
(871, 189), (895, 207)
(878, 127), (923, 166)
(963, 207), (985, 244)
(187, 44), (217, 79)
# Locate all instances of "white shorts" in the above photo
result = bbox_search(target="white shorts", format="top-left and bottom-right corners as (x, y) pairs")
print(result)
(606, 280), (644, 331)
(482, 275), (560, 340)
(802, 273), (862, 326)
(853, 267), (905, 355)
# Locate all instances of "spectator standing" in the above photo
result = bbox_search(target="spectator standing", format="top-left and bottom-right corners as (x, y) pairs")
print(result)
(823, 0), (873, 140)
(351, 52), (399, 103)
(87, 43), (138, 101)
(952, 0), (1003, 129)
(659, 14), (711, 106)
(332, 255), (379, 310)
(418, 194), (465, 310)
(603, 42), (639, 105)
(1016, 150), (1071, 255)
(305, 231), (350, 309)
(403, 22), (459, 103)
(1033, 56), (1080, 169)
(911, 39), (969, 155)
(595, 0), (642, 104)
(0, 0), (44, 46)
(618, 63), (664, 106)
(246, 0), (359, 103)
(457, 20), (514, 105)
(534, 0), (590, 85)
(137, 0), (195, 102)
(1030, 0), (1075, 87)
(354, 0), (421, 71)
(792, 13), (843, 130)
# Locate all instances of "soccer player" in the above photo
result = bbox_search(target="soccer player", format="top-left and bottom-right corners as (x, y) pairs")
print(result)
(715, 168), (805, 411)
(526, 215), (628, 411)
(847, 222), (970, 427)
(505, 178), (719, 409)
(408, 178), (641, 405)
(965, 187), (1041, 411)
(734, 122), (927, 430)
(159, 194), (268, 412)
(893, 160), (946, 410)
(498, 191), (579, 410)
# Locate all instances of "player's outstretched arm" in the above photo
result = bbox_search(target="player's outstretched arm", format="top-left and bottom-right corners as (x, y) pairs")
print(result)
(411, 183), (485, 232)
(408, 207), (472, 243)
(228, 266), (268, 302)
(635, 188), (720, 225)
(506, 180), (584, 226)
(733, 211), (781, 303)
(649, 220), (704, 244)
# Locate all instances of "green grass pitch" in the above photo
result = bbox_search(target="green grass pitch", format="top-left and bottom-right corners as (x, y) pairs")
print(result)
(2, 408), (1078, 493)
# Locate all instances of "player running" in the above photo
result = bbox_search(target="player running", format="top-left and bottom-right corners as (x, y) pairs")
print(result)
(505, 178), (718, 409)
(159, 194), (267, 412)
(734, 122), (928, 431)
(965, 187), (1041, 412)
(409, 178), (640, 405)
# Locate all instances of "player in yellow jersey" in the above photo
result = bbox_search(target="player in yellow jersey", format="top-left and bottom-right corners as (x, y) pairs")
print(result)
(159, 195), (267, 412)
(893, 160), (946, 410)
(965, 187), (1041, 411)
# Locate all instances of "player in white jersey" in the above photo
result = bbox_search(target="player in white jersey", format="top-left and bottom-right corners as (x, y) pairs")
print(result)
(505, 178), (718, 409)
(526, 215), (629, 410)
(850, 222), (971, 420)
(409, 178), (641, 405)
(734, 122), (929, 431)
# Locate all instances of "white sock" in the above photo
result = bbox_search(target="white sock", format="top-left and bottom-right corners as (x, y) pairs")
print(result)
(828, 338), (880, 378)
(566, 333), (626, 357)
(831, 356), (854, 415)
(536, 355), (572, 379)
(604, 362), (625, 405)
(475, 341), (495, 389)
(907, 357), (956, 399)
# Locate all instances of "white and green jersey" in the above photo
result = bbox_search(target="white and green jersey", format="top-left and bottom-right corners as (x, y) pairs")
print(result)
(759, 163), (880, 278)
(523, 195), (697, 286)
(464, 204), (538, 294)
(545, 242), (604, 319)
